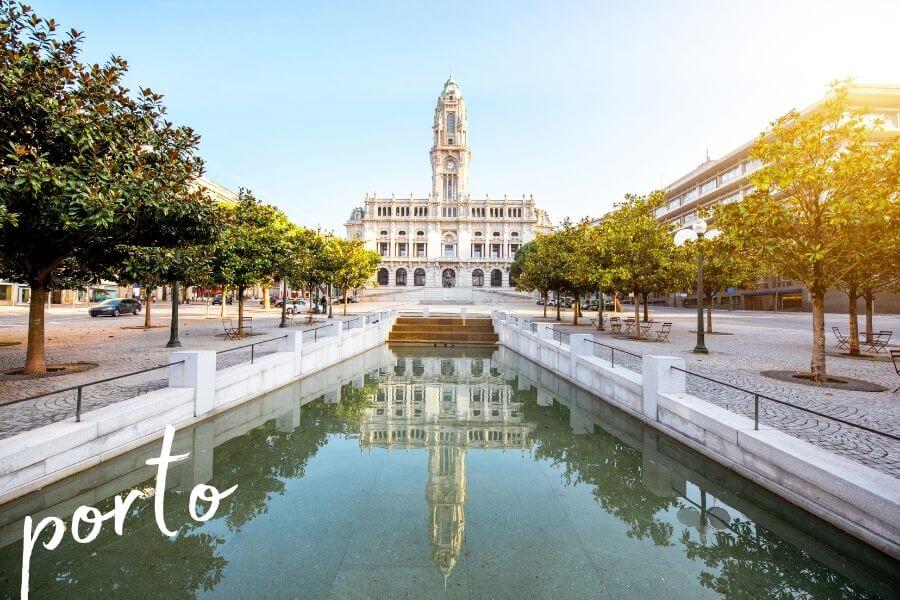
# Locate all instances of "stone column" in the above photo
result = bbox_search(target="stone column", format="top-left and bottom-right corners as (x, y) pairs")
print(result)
(277, 330), (303, 376)
(168, 350), (216, 416)
(641, 355), (685, 421)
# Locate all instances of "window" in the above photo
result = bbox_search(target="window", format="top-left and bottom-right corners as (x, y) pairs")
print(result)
(416, 230), (425, 236)
(509, 244), (520, 255)
(720, 165), (741, 183)
(414, 268), (426, 286)
(443, 175), (458, 200)
(472, 243), (483, 258)
(396, 243), (407, 257)
(447, 112), (456, 136)
(398, 230), (406, 236)
(379, 230), (388, 236)
(415, 242), (426, 257)
(443, 244), (455, 258)
(489, 208), (504, 218)
(508, 208), (522, 218)
(442, 269), (456, 288)
(744, 159), (762, 174)
(414, 207), (428, 217)
(492, 231), (500, 237)
(474, 231), (483, 237)
(472, 269), (484, 286)
(490, 244), (501, 258)
(376, 268), (389, 286)
(395, 268), (407, 286)
(700, 178), (717, 194)
(378, 242), (389, 257)
(510, 231), (519, 238)
(472, 207), (485, 218)
(490, 269), (502, 287)
(441, 206), (458, 217)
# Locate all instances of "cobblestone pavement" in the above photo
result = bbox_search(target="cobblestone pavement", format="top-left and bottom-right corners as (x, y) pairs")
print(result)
(0, 302), (398, 440)
(532, 305), (900, 478)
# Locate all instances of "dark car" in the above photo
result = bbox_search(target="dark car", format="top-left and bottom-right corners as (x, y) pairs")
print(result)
(211, 294), (233, 305)
(89, 298), (141, 317)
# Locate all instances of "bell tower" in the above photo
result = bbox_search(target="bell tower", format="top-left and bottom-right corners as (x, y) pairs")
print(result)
(430, 73), (470, 200)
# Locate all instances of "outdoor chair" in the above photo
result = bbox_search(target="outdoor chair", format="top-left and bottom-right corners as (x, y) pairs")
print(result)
(638, 321), (654, 338)
(239, 316), (253, 338)
(222, 319), (238, 341)
(832, 326), (850, 350)
(655, 322), (673, 343)
(609, 317), (622, 335)
(623, 318), (636, 336)
(864, 330), (891, 354)
(891, 349), (900, 392)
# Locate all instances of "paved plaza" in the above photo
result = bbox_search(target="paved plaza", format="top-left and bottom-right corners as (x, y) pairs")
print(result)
(1, 300), (898, 476)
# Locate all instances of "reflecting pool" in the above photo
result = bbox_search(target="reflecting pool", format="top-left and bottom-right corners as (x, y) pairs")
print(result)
(0, 346), (897, 599)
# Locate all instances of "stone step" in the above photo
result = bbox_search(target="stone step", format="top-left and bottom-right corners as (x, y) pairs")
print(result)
(396, 317), (493, 326)
(388, 331), (499, 342)
(391, 324), (496, 333)
(388, 316), (498, 345)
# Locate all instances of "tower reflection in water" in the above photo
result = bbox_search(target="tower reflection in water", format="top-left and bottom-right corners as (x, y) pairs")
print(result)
(358, 349), (532, 579)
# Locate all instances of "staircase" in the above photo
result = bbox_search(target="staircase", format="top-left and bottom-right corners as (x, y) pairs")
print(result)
(387, 316), (499, 346)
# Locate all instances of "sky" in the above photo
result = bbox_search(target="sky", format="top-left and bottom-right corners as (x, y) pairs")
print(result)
(32, 0), (900, 232)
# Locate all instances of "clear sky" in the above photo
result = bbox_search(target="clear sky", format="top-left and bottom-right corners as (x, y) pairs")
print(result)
(33, 0), (900, 232)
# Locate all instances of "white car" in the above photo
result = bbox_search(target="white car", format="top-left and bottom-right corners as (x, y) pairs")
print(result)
(284, 299), (310, 314)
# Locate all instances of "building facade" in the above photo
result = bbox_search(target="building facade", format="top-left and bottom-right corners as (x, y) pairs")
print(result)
(345, 75), (552, 300)
(656, 84), (900, 313)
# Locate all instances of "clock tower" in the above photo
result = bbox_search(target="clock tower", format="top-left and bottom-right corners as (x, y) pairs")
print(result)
(431, 73), (470, 200)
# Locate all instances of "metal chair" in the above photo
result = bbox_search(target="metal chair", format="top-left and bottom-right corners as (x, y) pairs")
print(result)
(609, 317), (622, 335)
(891, 349), (900, 392)
(623, 317), (636, 336)
(222, 318), (238, 340)
(655, 322), (672, 343)
(864, 330), (891, 354)
(832, 326), (850, 350)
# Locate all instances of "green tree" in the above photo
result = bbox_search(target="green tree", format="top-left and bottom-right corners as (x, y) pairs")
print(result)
(604, 192), (688, 333)
(274, 225), (325, 324)
(716, 82), (900, 380)
(0, 2), (216, 373)
(204, 191), (291, 336)
(513, 240), (552, 317)
(323, 237), (381, 315)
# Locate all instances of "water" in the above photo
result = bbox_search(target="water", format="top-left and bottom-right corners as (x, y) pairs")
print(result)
(0, 346), (897, 599)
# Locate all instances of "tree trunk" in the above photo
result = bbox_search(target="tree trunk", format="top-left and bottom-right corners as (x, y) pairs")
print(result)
(263, 286), (270, 310)
(236, 286), (245, 337)
(220, 288), (227, 318)
(614, 293), (621, 313)
(810, 291), (827, 381)
(597, 292), (604, 331)
(573, 292), (580, 326)
(555, 292), (561, 321)
(343, 289), (348, 316)
(144, 287), (152, 328)
(640, 293), (647, 322)
(542, 291), (547, 318)
(24, 286), (49, 374)
(863, 289), (874, 343)
(847, 289), (860, 356)
(634, 294), (640, 337)
(706, 293), (713, 333)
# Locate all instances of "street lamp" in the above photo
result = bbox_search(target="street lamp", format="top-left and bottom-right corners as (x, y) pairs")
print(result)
(674, 219), (720, 354)
(279, 279), (289, 328)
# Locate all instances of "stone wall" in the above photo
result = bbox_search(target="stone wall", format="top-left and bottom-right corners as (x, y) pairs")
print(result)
(0, 309), (399, 504)
(492, 310), (900, 559)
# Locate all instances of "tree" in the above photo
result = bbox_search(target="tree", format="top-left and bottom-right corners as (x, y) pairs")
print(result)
(273, 225), (325, 324)
(0, 2), (216, 373)
(322, 237), (380, 315)
(553, 219), (605, 326)
(716, 81), (900, 380)
(604, 192), (688, 334)
(204, 192), (290, 336)
(513, 240), (552, 317)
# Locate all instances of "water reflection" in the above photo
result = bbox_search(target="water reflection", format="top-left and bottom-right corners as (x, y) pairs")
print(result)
(359, 351), (532, 579)
(0, 346), (896, 599)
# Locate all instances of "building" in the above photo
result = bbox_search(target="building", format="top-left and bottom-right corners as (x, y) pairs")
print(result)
(656, 84), (900, 313)
(345, 75), (552, 301)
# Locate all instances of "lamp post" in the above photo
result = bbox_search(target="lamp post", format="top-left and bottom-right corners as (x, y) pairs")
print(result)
(279, 279), (289, 328)
(166, 248), (182, 348)
(674, 219), (719, 354)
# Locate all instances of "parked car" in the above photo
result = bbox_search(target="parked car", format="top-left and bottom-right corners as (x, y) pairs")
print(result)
(89, 298), (141, 317)
(211, 294), (233, 305)
(282, 299), (310, 314)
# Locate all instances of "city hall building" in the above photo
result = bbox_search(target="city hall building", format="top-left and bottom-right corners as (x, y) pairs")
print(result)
(345, 75), (552, 301)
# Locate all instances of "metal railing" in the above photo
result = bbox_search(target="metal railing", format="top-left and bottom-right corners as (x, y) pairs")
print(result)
(587, 339), (643, 373)
(0, 360), (185, 422)
(217, 334), (288, 364)
(671, 366), (900, 440)
(529, 322), (538, 334)
(301, 323), (334, 343)
(366, 313), (381, 325)
(551, 329), (570, 345)
(342, 316), (361, 330)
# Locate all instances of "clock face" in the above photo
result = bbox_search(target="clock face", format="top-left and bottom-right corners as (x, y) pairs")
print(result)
(445, 159), (457, 172)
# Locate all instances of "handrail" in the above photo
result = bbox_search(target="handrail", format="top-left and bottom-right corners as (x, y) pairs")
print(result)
(671, 365), (900, 441)
(585, 338), (641, 370)
(0, 360), (186, 422)
(217, 334), (289, 364)
(551, 329), (571, 344)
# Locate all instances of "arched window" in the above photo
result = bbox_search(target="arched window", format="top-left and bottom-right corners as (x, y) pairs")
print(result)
(395, 268), (407, 286)
(447, 112), (456, 143)
(414, 268), (426, 286)
(490, 269), (502, 287)
(442, 269), (456, 288)
(377, 268), (389, 286)
(472, 269), (484, 287)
